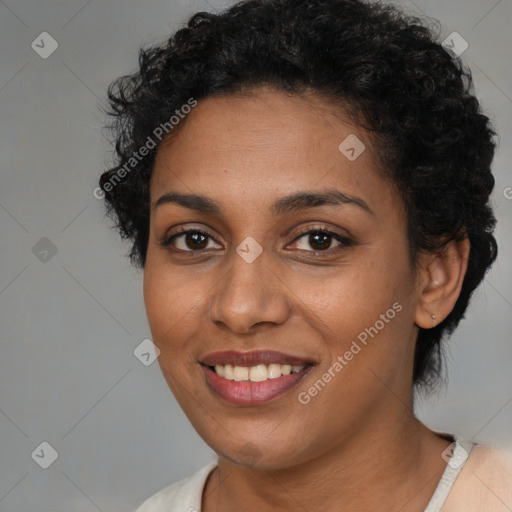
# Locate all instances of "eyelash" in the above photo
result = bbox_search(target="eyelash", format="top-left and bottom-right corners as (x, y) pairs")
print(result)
(157, 225), (353, 256)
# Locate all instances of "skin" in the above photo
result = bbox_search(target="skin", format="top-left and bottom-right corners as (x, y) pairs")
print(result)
(143, 85), (470, 511)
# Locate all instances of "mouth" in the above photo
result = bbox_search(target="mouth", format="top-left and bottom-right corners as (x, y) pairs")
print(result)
(200, 350), (315, 405)
(209, 362), (307, 381)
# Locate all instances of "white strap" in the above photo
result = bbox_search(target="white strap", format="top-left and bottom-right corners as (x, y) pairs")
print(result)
(424, 436), (475, 512)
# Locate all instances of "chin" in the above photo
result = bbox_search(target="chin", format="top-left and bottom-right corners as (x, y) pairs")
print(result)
(203, 430), (313, 471)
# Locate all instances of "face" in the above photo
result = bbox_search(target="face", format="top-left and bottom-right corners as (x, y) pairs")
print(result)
(143, 86), (423, 470)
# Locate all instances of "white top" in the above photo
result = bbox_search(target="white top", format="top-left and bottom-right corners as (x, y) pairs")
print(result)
(136, 436), (512, 511)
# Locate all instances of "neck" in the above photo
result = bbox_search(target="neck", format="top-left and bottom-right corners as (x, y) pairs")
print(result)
(202, 401), (451, 512)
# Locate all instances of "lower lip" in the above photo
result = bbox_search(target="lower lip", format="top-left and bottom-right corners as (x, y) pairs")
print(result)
(202, 365), (313, 406)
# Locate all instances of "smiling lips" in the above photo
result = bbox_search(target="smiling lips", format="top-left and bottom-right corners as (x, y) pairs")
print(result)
(201, 350), (314, 405)
(214, 362), (305, 381)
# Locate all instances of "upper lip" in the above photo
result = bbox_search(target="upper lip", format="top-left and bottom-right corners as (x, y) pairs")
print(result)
(201, 350), (314, 367)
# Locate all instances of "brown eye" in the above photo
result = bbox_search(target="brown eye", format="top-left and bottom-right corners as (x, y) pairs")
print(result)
(291, 228), (353, 254)
(300, 232), (334, 251)
(158, 228), (222, 252)
(178, 231), (209, 250)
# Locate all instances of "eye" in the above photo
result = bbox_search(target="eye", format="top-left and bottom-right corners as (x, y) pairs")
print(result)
(158, 227), (222, 252)
(158, 225), (353, 256)
(290, 227), (353, 254)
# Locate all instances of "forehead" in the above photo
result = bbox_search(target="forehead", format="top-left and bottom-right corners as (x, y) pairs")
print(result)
(150, 87), (397, 219)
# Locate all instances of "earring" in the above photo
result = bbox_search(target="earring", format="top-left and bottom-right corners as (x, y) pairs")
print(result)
(431, 313), (437, 327)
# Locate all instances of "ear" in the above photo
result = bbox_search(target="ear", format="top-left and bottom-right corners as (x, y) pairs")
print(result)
(414, 236), (470, 329)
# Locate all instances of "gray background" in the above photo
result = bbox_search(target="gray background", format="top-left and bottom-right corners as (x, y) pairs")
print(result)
(0, 0), (511, 510)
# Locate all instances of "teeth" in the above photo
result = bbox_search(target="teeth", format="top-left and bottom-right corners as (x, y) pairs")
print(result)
(212, 363), (306, 381)
(249, 364), (268, 382)
(267, 363), (282, 379)
(233, 366), (249, 381)
(224, 364), (234, 380)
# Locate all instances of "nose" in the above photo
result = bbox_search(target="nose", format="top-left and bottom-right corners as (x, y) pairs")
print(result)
(208, 243), (291, 334)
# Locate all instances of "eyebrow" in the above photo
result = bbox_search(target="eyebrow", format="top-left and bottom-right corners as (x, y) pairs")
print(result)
(153, 189), (374, 216)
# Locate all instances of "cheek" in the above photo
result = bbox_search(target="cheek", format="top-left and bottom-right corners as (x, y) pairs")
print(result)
(297, 250), (415, 374)
(143, 260), (201, 358)
(298, 258), (406, 332)
(143, 265), (207, 411)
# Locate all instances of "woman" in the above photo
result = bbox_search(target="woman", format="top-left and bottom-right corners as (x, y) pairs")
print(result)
(99, 0), (512, 510)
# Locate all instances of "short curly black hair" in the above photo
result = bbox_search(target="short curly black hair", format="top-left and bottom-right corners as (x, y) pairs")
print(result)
(99, 0), (498, 392)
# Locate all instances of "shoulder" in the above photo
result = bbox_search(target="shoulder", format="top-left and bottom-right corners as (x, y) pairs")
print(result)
(136, 461), (217, 512)
(444, 442), (512, 511)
